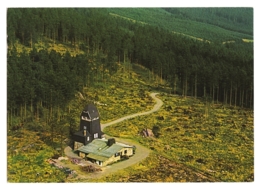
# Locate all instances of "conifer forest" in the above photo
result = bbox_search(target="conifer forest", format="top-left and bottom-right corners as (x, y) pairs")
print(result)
(7, 8), (254, 182)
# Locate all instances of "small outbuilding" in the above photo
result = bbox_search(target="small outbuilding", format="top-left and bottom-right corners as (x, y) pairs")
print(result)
(140, 128), (154, 137)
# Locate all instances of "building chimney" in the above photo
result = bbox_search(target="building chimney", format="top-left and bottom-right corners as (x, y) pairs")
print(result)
(107, 138), (116, 146)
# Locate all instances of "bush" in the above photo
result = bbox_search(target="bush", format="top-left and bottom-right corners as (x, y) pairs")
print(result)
(152, 126), (161, 138)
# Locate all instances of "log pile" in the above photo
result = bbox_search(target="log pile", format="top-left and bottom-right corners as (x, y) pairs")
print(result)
(81, 165), (102, 173)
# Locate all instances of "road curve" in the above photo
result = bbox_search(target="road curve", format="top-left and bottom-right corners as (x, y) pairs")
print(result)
(101, 92), (163, 130)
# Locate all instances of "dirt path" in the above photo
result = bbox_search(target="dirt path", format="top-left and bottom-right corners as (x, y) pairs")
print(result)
(64, 92), (163, 180)
(101, 93), (163, 129)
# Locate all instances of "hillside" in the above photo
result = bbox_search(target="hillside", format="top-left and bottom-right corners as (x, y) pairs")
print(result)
(101, 92), (253, 182)
(7, 8), (254, 182)
(163, 8), (253, 35)
(7, 48), (254, 182)
(107, 8), (253, 42)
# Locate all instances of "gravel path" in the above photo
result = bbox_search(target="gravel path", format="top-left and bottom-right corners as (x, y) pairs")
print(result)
(101, 93), (163, 129)
(64, 92), (163, 180)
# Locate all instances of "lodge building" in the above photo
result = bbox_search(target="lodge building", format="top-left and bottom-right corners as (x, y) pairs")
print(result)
(71, 104), (135, 166)
(76, 138), (134, 166)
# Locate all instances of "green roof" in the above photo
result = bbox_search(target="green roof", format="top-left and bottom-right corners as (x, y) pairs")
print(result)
(77, 139), (133, 160)
(77, 139), (108, 155)
(103, 144), (124, 156)
(87, 153), (109, 162)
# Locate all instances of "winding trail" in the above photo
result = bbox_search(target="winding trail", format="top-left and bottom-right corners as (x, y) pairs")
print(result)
(101, 93), (163, 130)
(65, 92), (163, 179)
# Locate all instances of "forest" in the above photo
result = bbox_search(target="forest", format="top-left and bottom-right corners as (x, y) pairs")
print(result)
(108, 8), (253, 42)
(7, 8), (254, 121)
(7, 8), (253, 182)
(162, 8), (253, 36)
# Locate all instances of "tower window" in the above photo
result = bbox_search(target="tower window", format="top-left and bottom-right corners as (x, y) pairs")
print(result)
(94, 133), (98, 138)
(82, 112), (91, 121)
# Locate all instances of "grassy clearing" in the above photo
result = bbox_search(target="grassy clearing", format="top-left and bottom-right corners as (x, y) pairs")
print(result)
(89, 152), (215, 182)
(67, 63), (157, 125)
(242, 39), (254, 43)
(222, 40), (235, 44)
(172, 31), (211, 43)
(103, 93), (254, 182)
(109, 13), (148, 25)
(10, 38), (85, 56)
(171, 32), (253, 45)
(7, 130), (67, 182)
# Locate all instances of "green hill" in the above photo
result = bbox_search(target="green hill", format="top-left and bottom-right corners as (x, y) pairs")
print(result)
(107, 8), (253, 42)
(7, 9), (254, 182)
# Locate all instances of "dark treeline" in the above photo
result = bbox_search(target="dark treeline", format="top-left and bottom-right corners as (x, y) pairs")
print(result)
(7, 8), (253, 129)
(7, 48), (118, 130)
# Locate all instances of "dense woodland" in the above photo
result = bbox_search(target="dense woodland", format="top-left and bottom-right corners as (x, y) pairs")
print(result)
(108, 8), (253, 41)
(163, 8), (253, 36)
(6, 8), (254, 182)
(7, 8), (253, 124)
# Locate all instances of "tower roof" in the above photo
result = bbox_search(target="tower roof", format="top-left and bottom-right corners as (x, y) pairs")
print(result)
(82, 104), (100, 119)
